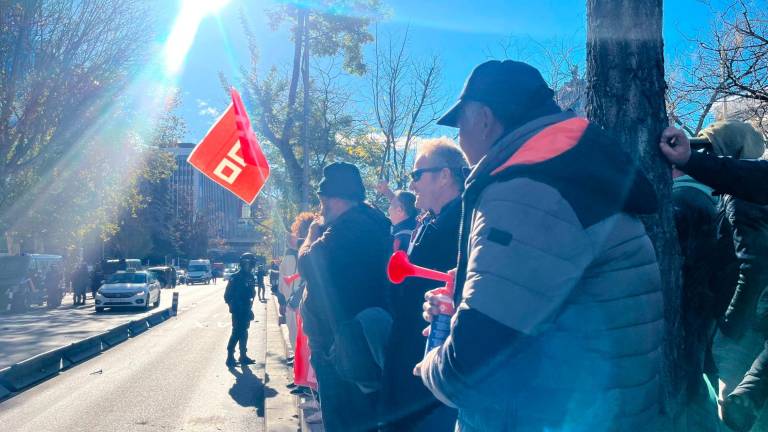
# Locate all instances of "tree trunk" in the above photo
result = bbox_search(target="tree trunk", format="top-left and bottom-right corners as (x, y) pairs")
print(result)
(586, 0), (682, 425)
(301, 10), (311, 210)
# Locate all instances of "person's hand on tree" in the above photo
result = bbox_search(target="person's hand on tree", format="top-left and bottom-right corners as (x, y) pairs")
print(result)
(659, 127), (692, 167)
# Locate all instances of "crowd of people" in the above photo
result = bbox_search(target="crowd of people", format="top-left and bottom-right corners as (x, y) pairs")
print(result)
(225, 59), (768, 431)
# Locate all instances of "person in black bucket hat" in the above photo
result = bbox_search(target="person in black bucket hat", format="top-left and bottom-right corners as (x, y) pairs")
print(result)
(298, 161), (393, 431)
(316, 161), (367, 203)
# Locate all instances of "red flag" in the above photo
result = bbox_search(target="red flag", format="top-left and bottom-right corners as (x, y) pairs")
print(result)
(187, 96), (270, 205)
(230, 88), (264, 167)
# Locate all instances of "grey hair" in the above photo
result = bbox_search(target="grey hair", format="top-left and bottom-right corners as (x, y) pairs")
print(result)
(416, 137), (468, 190)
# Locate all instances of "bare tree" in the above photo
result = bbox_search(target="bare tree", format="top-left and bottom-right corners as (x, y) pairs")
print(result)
(368, 28), (445, 189)
(668, 0), (768, 135)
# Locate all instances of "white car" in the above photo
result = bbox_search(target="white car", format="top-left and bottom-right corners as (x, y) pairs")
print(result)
(95, 270), (161, 313)
(223, 268), (236, 280)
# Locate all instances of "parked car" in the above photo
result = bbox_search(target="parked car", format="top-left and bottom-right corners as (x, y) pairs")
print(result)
(95, 270), (161, 312)
(147, 266), (176, 289)
(176, 269), (187, 285)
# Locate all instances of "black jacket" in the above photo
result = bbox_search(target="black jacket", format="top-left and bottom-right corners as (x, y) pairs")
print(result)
(720, 195), (768, 337)
(380, 198), (461, 429)
(392, 217), (417, 252)
(672, 178), (721, 393)
(299, 203), (392, 355)
(224, 270), (256, 316)
(683, 152), (768, 205)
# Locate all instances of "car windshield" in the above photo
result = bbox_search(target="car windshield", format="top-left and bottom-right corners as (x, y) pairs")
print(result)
(106, 273), (146, 284)
(189, 265), (207, 272)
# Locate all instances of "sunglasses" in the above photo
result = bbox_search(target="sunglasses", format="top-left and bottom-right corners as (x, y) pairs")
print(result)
(409, 167), (447, 182)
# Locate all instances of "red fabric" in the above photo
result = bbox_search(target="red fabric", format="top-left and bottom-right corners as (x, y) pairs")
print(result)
(230, 88), (264, 167)
(294, 313), (318, 390)
(491, 117), (589, 175)
(187, 89), (270, 204)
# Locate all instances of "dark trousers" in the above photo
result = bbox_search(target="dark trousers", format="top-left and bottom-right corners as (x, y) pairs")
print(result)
(311, 355), (378, 432)
(227, 314), (250, 356)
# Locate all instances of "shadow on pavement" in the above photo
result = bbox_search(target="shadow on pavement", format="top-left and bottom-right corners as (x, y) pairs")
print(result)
(227, 364), (277, 416)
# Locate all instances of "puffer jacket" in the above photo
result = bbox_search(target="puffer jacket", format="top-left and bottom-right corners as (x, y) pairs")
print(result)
(420, 112), (664, 431)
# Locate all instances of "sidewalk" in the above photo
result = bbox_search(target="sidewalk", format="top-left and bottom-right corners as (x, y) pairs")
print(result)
(264, 284), (324, 432)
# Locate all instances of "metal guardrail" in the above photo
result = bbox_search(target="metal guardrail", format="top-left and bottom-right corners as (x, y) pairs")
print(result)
(0, 306), (174, 401)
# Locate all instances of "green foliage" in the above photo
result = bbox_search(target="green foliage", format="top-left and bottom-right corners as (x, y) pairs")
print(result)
(267, 1), (383, 75)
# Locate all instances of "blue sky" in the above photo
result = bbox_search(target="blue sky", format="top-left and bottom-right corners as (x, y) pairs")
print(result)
(167, 0), (718, 142)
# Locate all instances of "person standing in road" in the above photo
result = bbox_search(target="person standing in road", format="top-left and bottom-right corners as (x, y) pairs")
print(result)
(45, 265), (63, 308)
(224, 253), (257, 367)
(91, 264), (103, 300)
(72, 263), (89, 305)
(256, 265), (266, 302)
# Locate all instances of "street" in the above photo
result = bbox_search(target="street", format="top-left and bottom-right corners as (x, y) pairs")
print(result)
(0, 280), (278, 432)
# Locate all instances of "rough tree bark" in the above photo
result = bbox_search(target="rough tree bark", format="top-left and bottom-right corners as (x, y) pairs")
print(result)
(301, 9), (311, 210)
(586, 0), (683, 425)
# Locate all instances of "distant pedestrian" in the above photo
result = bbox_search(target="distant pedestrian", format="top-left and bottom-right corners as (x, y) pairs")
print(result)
(72, 263), (89, 305)
(44, 266), (63, 308)
(224, 253), (257, 367)
(256, 265), (266, 302)
(388, 190), (418, 252)
(91, 265), (104, 300)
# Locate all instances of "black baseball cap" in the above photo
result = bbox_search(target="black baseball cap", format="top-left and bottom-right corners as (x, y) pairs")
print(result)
(437, 60), (555, 128)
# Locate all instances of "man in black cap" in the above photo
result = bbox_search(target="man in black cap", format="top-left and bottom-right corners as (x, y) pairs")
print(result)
(416, 60), (663, 431)
(224, 253), (257, 367)
(298, 161), (392, 431)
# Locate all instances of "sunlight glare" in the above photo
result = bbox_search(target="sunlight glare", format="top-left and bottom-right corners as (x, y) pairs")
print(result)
(163, 0), (232, 75)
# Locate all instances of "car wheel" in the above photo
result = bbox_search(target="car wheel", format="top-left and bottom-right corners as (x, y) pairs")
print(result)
(153, 291), (161, 308)
(95, 307), (104, 313)
(145, 294), (151, 311)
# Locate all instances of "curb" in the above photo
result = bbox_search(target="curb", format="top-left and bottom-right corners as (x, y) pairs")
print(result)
(0, 306), (174, 401)
(61, 334), (103, 364)
(101, 322), (131, 347)
(128, 319), (149, 336)
(0, 347), (64, 391)
(264, 294), (302, 431)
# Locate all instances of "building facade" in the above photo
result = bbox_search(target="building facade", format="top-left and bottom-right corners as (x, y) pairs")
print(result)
(165, 143), (262, 258)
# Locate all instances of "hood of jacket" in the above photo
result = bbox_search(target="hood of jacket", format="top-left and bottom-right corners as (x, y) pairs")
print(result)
(465, 112), (657, 227)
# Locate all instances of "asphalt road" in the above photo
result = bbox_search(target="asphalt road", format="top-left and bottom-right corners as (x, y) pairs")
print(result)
(0, 280), (270, 432)
(0, 282), (218, 368)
